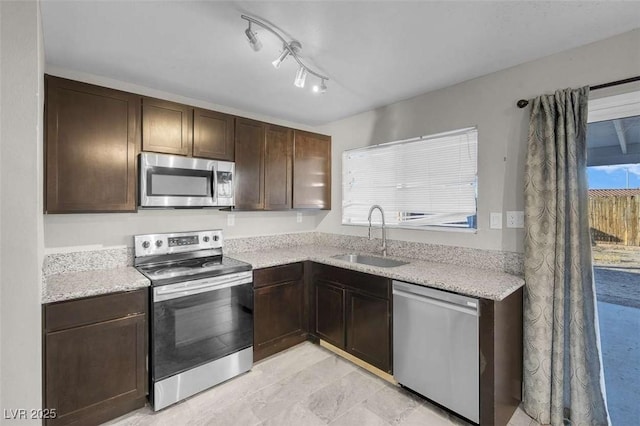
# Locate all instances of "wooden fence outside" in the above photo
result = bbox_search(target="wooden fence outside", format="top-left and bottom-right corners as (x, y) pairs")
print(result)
(589, 195), (640, 246)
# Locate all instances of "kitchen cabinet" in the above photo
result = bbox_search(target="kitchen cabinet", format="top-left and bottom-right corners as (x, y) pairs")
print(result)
(235, 119), (295, 211)
(234, 118), (265, 210)
(253, 263), (307, 361)
(43, 290), (148, 426)
(479, 288), (523, 426)
(293, 130), (331, 209)
(314, 280), (345, 348)
(193, 107), (235, 161)
(312, 264), (392, 372)
(44, 75), (139, 213)
(264, 125), (293, 210)
(141, 97), (192, 156)
(142, 100), (235, 160)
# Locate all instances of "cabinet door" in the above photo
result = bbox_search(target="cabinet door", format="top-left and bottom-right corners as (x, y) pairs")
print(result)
(235, 118), (265, 210)
(254, 280), (305, 361)
(45, 314), (146, 426)
(346, 290), (392, 372)
(264, 125), (293, 210)
(315, 280), (345, 349)
(293, 130), (331, 209)
(45, 76), (139, 213)
(142, 97), (192, 155)
(193, 108), (235, 160)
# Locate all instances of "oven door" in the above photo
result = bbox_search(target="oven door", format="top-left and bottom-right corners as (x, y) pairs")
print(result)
(140, 153), (217, 207)
(151, 271), (253, 382)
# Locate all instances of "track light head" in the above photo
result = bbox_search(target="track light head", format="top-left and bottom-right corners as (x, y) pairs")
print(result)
(245, 23), (262, 51)
(272, 41), (301, 69)
(272, 49), (290, 69)
(312, 79), (327, 94)
(294, 67), (307, 88)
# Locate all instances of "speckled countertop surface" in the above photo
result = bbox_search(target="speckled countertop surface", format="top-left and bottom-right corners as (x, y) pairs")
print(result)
(43, 267), (150, 304)
(229, 245), (524, 301)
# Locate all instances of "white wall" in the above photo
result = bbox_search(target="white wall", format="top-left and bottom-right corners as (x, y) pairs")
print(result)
(42, 68), (328, 249)
(0, 1), (44, 423)
(316, 29), (640, 253)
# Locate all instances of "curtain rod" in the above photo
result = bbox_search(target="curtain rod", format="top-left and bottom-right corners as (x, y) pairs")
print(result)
(516, 75), (640, 108)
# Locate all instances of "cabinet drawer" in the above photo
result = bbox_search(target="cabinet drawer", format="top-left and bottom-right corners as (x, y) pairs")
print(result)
(313, 264), (390, 299)
(45, 290), (147, 333)
(254, 263), (304, 288)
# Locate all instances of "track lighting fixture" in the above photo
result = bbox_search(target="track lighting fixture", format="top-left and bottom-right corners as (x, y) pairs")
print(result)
(241, 14), (329, 93)
(244, 22), (262, 52)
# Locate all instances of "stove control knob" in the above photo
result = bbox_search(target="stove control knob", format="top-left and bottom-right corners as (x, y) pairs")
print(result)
(203, 236), (210, 243)
(213, 235), (220, 242)
(142, 241), (150, 249)
(155, 240), (163, 248)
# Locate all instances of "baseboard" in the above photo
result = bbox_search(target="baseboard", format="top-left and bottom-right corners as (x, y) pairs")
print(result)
(319, 340), (397, 385)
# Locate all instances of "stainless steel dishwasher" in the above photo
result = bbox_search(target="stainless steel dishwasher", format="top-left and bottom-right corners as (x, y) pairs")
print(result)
(393, 281), (479, 423)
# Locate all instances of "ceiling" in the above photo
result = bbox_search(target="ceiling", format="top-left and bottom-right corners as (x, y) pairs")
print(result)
(41, 1), (640, 126)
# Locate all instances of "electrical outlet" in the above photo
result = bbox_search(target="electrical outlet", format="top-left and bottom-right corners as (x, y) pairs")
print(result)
(296, 212), (303, 223)
(490, 212), (503, 229)
(506, 211), (524, 228)
(227, 214), (235, 227)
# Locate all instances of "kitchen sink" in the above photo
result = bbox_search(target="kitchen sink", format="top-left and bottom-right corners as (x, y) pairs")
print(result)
(331, 253), (409, 268)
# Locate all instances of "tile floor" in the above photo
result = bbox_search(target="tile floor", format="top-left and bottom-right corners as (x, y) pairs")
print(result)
(104, 342), (539, 426)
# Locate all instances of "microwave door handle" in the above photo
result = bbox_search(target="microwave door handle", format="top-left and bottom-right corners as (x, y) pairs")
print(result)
(212, 163), (218, 203)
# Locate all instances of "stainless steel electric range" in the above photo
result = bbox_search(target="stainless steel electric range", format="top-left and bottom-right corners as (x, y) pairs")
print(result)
(134, 229), (253, 411)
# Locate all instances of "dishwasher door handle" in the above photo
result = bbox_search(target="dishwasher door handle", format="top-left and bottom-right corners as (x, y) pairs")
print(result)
(392, 288), (478, 316)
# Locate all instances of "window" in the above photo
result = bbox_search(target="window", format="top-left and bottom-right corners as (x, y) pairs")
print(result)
(342, 127), (478, 230)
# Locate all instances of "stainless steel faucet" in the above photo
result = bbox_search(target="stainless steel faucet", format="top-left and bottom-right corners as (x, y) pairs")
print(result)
(367, 205), (387, 257)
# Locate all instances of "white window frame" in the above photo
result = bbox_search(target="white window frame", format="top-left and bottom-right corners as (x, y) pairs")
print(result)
(341, 127), (478, 232)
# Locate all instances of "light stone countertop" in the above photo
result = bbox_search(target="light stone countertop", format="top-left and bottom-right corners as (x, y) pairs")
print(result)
(43, 267), (150, 304)
(229, 245), (524, 301)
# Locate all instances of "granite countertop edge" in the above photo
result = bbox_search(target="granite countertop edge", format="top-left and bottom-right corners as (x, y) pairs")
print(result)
(42, 267), (150, 304)
(43, 245), (524, 303)
(229, 245), (524, 301)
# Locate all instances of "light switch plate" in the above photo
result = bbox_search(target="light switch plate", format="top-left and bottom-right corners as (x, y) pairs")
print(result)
(506, 211), (524, 228)
(490, 212), (503, 229)
(296, 212), (303, 223)
(227, 214), (235, 227)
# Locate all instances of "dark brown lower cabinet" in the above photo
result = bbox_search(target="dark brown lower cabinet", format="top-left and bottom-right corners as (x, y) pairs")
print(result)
(43, 290), (148, 426)
(479, 288), (523, 426)
(346, 291), (391, 371)
(253, 263), (307, 361)
(314, 280), (345, 348)
(312, 264), (392, 373)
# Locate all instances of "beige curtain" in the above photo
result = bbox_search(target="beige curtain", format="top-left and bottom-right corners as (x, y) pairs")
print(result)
(523, 87), (610, 425)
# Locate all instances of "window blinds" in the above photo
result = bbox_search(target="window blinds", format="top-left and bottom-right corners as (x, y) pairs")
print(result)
(342, 127), (478, 228)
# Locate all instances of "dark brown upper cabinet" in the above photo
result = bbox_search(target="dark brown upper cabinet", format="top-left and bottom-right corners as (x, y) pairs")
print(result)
(293, 130), (331, 209)
(45, 75), (139, 213)
(264, 125), (293, 210)
(141, 97), (192, 156)
(193, 108), (235, 161)
(234, 119), (295, 211)
(234, 118), (266, 210)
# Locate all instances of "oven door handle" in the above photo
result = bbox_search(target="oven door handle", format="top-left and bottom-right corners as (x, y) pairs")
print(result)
(153, 273), (252, 302)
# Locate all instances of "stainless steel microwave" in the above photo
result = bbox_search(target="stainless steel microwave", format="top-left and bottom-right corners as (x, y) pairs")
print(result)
(139, 153), (234, 208)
